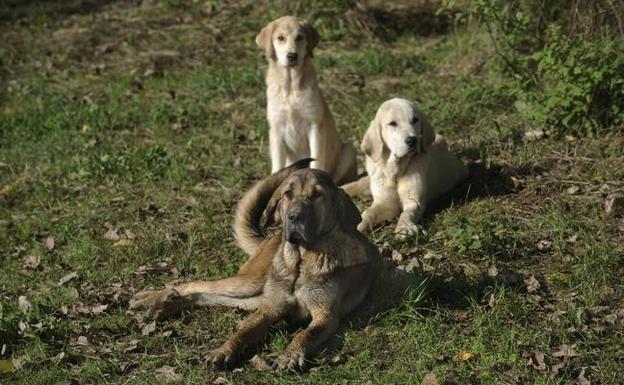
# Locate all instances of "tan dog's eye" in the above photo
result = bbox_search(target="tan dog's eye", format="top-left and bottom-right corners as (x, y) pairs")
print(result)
(284, 190), (293, 199)
(388, 121), (397, 127)
(277, 35), (285, 42)
(295, 34), (304, 41)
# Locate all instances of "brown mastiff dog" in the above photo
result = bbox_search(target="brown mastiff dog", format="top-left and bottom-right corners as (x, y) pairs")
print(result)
(129, 159), (381, 370)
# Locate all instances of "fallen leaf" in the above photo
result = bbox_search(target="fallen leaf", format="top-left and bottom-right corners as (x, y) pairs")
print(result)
(104, 228), (120, 241)
(44, 236), (55, 251)
(0, 359), (16, 373)
(454, 351), (477, 362)
(391, 249), (404, 263)
(142, 321), (156, 336)
(528, 351), (546, 371)
(112, 239), (133, 247)
(91, 304), (108, 315)
(487, 264), (498, 277)
(405, 257), (420, 272)
(155, 365), (182, 382)
(605, 194), (624, 217)
(76, 336), (88, 346)
(22, 255), (41, 270)
(524, 275), (541, 293)
(18, 296), (31, 314)
(11, 358), (22, 370)
(421, 372), (438, 385)
(460, 262), (481, 277)
(59, 272), (78, 285)
(51, 352), (65, 365)
(553, 344), (579, 358)
(550, 361), (565, 377)
(537, 239), (552, 251)
(524, 128), (549, 142)
(576, 367), (590, 385)
(566, 185), (580, 195)
(213, 377), (228, 385)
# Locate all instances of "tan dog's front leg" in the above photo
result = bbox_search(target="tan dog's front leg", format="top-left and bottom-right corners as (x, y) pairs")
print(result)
(206, 304), (284, 368)
(309, 124), (327, 172)
(270, 126), (287, 173)
(276, 310), (339, 371)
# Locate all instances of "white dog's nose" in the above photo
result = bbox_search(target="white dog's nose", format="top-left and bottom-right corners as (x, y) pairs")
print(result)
(405, 136), (418, 148)
(286, 52), (298, 62)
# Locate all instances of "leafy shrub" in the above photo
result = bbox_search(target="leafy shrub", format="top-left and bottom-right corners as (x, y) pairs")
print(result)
(471, 0), (624, 134)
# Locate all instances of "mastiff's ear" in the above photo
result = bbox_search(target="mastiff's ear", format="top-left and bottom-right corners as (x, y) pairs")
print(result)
(335, 188), (362, 231)
(256, 21), (276, 60)
(302, 21), (320, 57)
(361, 114), (385, 162)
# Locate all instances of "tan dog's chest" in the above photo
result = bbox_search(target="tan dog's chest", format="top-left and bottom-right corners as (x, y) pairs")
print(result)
(267, 88), (323, 153)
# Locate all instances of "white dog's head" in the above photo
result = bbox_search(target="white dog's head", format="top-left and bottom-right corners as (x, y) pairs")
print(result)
(256, 16), (320, 68)
(361, 98), (435, 162)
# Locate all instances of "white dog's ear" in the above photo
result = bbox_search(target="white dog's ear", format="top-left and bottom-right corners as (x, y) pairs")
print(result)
(410, 102), (435, 152)
(302, 21), (319, 57)
(419, 113), (435, 152)
(256, 21), (275, 60)
(361, 115), (384, 162)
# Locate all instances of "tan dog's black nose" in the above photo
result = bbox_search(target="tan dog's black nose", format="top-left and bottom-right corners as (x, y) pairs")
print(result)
(405, 136), (418, 148)
(287, 52), (298, 62)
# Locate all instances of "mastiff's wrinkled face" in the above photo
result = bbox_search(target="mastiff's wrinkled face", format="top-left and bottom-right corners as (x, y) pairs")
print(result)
(266, 168), (361, 246)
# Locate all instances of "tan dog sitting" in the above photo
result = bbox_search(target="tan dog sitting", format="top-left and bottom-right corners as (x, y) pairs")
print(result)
(342, 98), (468, 238)
(256, 16), (358, 185)
(130, 159), (380, 370)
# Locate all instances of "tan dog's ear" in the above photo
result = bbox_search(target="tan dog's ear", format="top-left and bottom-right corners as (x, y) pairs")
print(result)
(361, 115), (384, 162)
(335, 188), (362, 231)
(256, 21), (275, 60)
(302, 22), (319, 57)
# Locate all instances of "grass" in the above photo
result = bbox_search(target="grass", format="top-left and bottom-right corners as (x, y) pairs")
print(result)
(1, 0), (623, 384)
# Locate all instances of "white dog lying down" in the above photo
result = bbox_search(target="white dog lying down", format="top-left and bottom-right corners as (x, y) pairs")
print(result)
(342, 98), (468, 237)
(256, 16), (357, 185)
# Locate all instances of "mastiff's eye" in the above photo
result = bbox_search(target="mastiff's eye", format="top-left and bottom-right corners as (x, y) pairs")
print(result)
(277, 35), (285, 41)
(388, 121), (397, 127)
(295, 34), (304, 41)
(284, 190), (293, 198)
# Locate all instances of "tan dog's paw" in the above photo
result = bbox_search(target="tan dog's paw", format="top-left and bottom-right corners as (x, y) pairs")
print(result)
(276, 347), (307, 371)
(205, 344), (237, 368)
(128, 288), (181, 320)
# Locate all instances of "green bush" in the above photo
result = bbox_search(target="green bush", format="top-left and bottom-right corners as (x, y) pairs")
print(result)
(471, 0), (624, 134)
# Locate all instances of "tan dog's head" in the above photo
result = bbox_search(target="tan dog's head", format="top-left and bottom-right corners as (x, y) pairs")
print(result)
(266, 168), (361, 246)
(361, 98), (435, 162)
(255, 16), (320, 68)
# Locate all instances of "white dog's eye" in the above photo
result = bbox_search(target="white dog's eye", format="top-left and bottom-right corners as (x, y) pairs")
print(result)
(277, 35), (285, 42)
(411, 116), (420, 125)
(388, 121), (397, 127)
(295, 34), (304, 41)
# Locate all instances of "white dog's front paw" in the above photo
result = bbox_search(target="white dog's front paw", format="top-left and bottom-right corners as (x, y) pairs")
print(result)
(394, 219), (422, 240)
